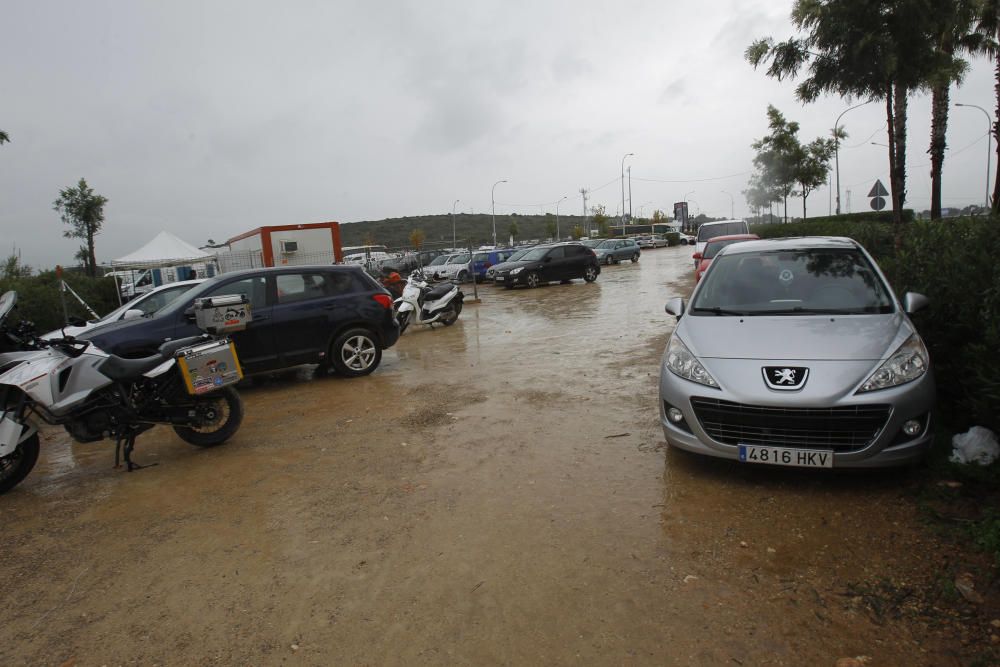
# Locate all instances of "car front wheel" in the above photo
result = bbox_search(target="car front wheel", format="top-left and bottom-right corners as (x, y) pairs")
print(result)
(631, 253), (639, 263)
(525, 272), (541, 288)
(331, 328), (382, 377)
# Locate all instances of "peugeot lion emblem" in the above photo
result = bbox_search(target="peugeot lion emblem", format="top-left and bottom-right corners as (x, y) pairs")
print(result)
(762, 366), (809, 391)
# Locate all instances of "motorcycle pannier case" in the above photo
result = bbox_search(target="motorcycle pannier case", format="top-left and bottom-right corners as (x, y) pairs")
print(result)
(175, 339), (243, 395)
(193, 294), (251, 335)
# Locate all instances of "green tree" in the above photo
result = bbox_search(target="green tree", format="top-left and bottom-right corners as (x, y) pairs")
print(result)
(746, 0), (939, 229)
(591, 205), (610, 236)
(2, 253), (31, 280)
(0, 131), (9, 145)
(751, 106), (803, 223)
(571, 225), (584, 240)
(546, 220), (557, 239)
(508, 220), (519, 242)
(54, 178), (108, 277)
(796, 137), (837, 218)
(409, 228), (425, 249)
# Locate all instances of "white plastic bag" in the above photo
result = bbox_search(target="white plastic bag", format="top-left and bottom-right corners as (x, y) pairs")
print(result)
(949, 426), (1000, 465)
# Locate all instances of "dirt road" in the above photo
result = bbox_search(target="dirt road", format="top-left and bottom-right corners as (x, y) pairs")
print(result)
(0, 247), (982, 665)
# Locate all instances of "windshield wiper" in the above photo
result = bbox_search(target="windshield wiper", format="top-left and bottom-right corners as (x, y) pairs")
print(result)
(692, 307), (750, 316)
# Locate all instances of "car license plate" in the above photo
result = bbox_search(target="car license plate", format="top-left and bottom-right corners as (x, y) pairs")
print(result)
(738, 444), (833, 468)
(496, 276), (505, 282)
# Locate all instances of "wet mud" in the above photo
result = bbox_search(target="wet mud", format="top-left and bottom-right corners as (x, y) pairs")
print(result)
(0, 247), (975, 665)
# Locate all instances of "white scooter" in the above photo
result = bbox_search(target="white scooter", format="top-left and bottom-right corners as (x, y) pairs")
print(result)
(392, 270), (464, 334)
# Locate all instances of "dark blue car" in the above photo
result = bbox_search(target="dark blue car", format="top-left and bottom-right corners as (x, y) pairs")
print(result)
(82, 265), (399, 377)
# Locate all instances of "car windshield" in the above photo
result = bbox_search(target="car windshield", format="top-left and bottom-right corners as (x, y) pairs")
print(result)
(691, 248), (895, 316)
(697, 222), (747, 242)
(428, 255), (451, 266)
(596, 240), (618, 249)
(506, 249), (531, 261)
(447, 254), (470, 264)
(580, 240), (602, 248)
(703, 238), (750, 259)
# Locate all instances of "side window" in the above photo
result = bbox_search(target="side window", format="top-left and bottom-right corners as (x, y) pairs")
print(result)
(204, 276), (267, 310)
(276, 273), (330, 304)
(328, 272), (358, 295)
(547, 247), (566, 259)
(137, 287), (183, 315)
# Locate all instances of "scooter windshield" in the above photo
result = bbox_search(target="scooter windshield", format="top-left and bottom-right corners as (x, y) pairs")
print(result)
(0, 291), (17, 325)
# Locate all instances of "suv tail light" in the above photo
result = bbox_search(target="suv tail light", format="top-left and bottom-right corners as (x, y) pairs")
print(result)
(372, 293), (393, 309)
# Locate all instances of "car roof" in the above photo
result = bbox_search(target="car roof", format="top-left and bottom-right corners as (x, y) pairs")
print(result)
(705, 234), (760, 244)
(717, 236), (860, 256)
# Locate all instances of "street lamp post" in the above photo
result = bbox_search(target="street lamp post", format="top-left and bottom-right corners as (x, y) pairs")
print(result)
(451, 199), (460, 248)
(555, 195), (568, 240)
(834, 101), (872, 215)
(620, 152), (634, 233)
(956, 102), (993, 209)
(491, 179), (507, 247)
(721, 190), (735, 219)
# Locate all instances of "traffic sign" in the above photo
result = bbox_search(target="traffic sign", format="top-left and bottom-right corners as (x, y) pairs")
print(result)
(870, 196), (886, 211)
(867, 180), (889, 198)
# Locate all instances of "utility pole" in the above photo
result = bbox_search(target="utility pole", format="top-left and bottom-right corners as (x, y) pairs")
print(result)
(627, 166), (633, 222)
(579, 187), (589, 235)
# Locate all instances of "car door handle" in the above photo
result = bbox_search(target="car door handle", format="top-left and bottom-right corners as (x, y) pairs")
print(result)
(323, 304), (337, 310)
(253, 314), (271, 321)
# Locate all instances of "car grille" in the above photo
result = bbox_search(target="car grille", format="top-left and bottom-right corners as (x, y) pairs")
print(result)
(689, 397), (891, 453)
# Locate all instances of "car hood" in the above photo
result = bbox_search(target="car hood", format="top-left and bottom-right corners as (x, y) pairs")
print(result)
(678, 312), (911, 361)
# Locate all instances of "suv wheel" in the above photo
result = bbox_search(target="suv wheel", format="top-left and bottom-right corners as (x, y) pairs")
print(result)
(631, 253), (639, 263)
(331, 328), (382, 377)
(583, 266), (598, 283)
(526, 272), (541, 288)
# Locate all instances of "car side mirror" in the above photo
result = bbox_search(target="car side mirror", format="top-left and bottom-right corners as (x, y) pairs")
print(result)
(67, 316), (87, 327)
(122, 309), (144, 320)
(183, 306), (196, 321)
(903, 292), (929, 314)
(665, 297), (685, 318)
(544, 256), (552, 263)
(692, 252), (703, 260)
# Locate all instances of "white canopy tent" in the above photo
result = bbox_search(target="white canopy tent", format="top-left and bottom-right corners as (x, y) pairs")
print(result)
(111, 231), (212, 269)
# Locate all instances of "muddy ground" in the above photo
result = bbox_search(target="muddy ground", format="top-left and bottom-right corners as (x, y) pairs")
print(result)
(2, 246), (997, 666)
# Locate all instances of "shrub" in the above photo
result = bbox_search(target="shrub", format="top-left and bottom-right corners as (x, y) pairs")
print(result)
(0, 270), (120, 334)
(664, 232), (681, 246)
(758, 216), (1000, 431)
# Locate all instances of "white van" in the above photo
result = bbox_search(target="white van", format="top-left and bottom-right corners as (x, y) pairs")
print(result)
(694, 220), (750, 265)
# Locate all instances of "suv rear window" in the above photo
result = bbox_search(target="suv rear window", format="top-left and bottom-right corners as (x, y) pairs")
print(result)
(697, 221), (749, 242)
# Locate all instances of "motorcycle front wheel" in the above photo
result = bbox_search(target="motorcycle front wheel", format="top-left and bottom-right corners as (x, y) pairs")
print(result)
(173, 387), (244, 447)
(0, 431), (40, 494)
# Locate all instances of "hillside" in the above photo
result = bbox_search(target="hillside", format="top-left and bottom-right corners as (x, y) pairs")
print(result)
(339, 213), (591, 250)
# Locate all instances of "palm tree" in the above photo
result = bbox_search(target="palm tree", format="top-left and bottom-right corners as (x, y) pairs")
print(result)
(747, 0), (938, 231)
(925, 1), (986, 219)
(975, 0), (1000, 214)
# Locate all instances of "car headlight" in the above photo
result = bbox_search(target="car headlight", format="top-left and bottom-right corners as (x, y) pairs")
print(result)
(510, 267), (524, 275)
(664, 335), (719, 388)
(857, 334), (929, 393)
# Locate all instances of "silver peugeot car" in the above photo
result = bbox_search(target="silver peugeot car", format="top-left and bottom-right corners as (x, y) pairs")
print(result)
(658, 237), (934, 468)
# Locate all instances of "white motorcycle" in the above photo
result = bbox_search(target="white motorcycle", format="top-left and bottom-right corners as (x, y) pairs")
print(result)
(392, 270), (464, 333)
(0, 291), (244, 494)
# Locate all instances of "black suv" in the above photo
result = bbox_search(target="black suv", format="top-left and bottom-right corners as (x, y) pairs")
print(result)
(493, 243), (600, 289)
(82, 265), (399, 377)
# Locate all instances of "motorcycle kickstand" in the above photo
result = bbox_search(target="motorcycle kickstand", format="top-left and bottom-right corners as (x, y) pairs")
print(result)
(114, 431), (157, 472)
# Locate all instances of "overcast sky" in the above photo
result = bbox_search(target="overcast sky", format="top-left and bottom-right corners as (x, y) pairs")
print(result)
(2, 0), (996, 269)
